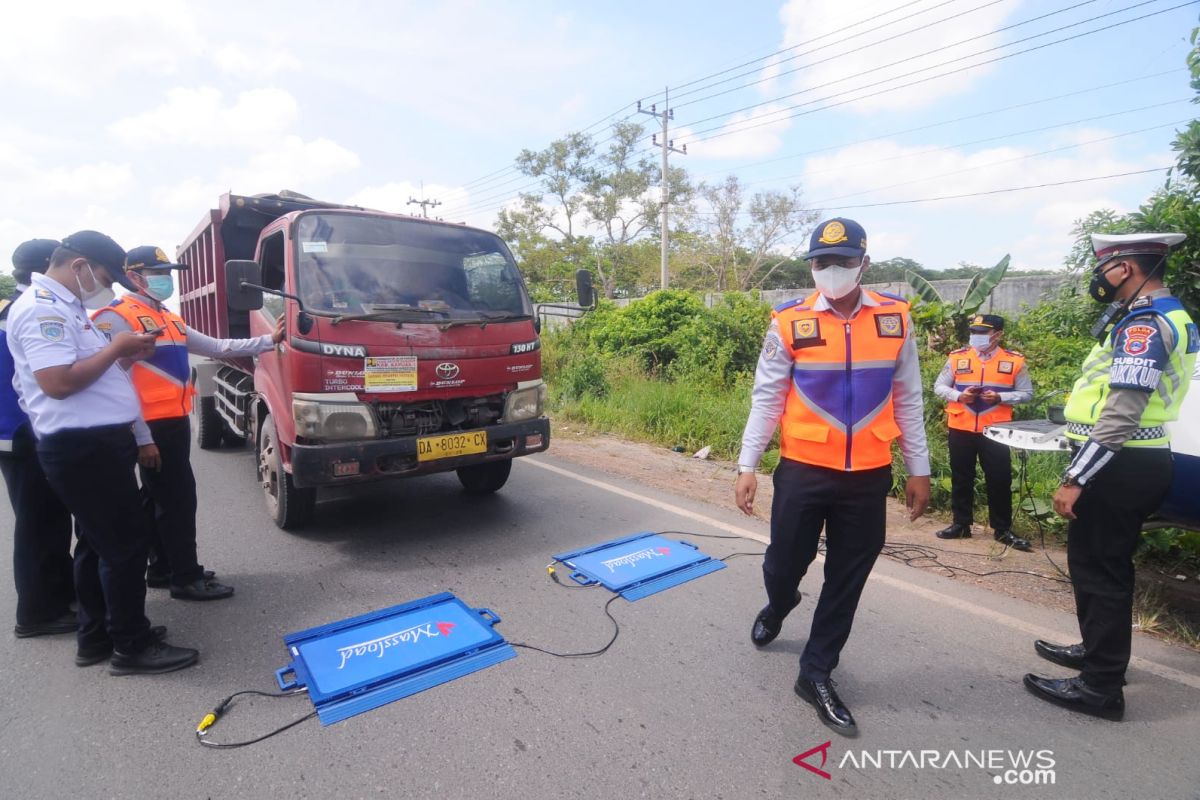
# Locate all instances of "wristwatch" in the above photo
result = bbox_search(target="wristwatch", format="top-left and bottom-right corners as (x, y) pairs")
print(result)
(1059, 474), (1081, 488)
(736, 464), (757, 475)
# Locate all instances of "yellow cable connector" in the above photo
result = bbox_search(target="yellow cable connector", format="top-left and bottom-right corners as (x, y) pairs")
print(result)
(197, 713), (216, 734)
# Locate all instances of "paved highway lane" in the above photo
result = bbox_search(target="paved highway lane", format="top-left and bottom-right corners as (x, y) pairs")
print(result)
(1, 442), (1199, 800)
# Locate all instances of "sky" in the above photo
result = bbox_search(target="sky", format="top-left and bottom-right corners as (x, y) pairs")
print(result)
(0, 0), (1195, 280)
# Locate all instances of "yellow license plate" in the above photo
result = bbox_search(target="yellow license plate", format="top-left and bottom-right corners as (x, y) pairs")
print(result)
(417, 431), (488, 462)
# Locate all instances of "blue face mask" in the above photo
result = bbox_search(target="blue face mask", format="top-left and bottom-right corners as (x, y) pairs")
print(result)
(145, 275), (175, 301)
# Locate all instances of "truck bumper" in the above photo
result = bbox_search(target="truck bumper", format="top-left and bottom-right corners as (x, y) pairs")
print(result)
(289, 418), (550, 488)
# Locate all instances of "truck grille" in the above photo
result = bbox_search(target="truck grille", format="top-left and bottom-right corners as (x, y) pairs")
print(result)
(373, 396), (504, 438)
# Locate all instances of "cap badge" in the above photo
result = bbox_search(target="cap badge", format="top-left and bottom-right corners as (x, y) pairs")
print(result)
(818, 220), (848, 245)
(154, 248), (168, 263)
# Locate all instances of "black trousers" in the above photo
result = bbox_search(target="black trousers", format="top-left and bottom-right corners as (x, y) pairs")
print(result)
(37, 425), (152, 653)
(763, 458), (891, 682)
(1067, 447), (1171, 691)
(947, 427), (1012, 531)
(140, 416), (204, 587)
(0, 425), (74, 625)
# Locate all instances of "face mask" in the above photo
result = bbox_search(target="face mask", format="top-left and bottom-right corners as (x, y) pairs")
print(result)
(145, 275), (175, 302)
(969, 333), (992, 351)
(76, 264), (116, 310)
(812, 264), (861, 300)
(1087, 263), (1127, 304)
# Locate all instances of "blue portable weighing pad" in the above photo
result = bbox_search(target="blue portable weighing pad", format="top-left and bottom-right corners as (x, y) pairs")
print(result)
(553, 532), (725, 601)
(275, 592), (515, 725)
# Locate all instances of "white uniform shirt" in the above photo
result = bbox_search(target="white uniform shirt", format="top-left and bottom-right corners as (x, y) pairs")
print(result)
(6, 273), (140, 437)
(92, 292), (274, 445)
(737, 288), (931, 477)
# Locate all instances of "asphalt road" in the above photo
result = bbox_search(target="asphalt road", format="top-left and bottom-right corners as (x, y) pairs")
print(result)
(1, 440), (1199, 800)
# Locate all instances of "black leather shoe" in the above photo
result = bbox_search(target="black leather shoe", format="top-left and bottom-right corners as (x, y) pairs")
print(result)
(1023, 674), (1124, 721)
(935, 523), (971, 540)
(14, 612), (77, 638)
(149, 568), (215, 589)
(795, 677), (858, 736)
(995, 530), (1033, 552)
(1033, 639), (1085, 670)
(76, 625), (168, 667)
(170, 577), (234, 601)
(751, 591), (801, 647)
(110, 641), (199, 676)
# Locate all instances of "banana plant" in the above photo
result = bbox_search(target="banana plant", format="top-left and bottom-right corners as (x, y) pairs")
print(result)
(904, 254), (1010, 353)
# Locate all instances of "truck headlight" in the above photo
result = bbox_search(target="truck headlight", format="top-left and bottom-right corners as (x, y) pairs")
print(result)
(292, 394), (378, 441)
(502, 380), (546, 422)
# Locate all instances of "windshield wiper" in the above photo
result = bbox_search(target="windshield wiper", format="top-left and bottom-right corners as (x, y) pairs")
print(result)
(441, 311), (530, 329)
(330, 308), (445, 326)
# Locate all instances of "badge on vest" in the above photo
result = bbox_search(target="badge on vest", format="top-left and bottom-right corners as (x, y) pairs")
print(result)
(998, 361), (1014, 374)
(791, 318), (823, 348)
(172, 320), (186, 336)
(1121, 324), (1157, 356)
(875, 313), (903, 338)
(954, 358), (971, 373)
(137, 315), (158, 333)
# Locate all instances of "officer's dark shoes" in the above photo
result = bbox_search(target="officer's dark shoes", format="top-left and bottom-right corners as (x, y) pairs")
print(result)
(110, 641), (199, 676)
(935, 523), (971, 540)
(170, 577), (234, 601)
(795, 676), (858, 736)
(751, 591), (802, 647)
(995, 529), (1033, 552)
(1023, 674), (1124, 722)
(76, 625), (168, 667)
(14, 611), (77, 638)
(149, 568), (215, 589)
(1034, 639), (1086, 670)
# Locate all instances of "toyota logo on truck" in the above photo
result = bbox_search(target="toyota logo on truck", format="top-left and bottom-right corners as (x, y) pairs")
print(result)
(435, 363), (460, 379)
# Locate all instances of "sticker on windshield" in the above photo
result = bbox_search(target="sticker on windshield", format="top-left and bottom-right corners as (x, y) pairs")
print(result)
(364, 356), (418, 393)
(301, 241), (328, 253)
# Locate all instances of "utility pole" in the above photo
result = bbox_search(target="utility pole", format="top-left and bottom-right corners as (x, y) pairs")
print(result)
(639, 87), (686, 290)
(407, 196), (441, 218)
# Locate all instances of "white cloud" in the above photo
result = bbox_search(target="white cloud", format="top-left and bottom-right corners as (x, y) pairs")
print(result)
(212, 44), (302, 76)
(0, 0), (204, 93)
(109, 87), (301, 148)
(683, 103), (794, 160)
(775, 0), (1017, 113)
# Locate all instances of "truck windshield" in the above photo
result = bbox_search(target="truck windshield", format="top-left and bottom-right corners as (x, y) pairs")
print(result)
(294, 213), (532, 319)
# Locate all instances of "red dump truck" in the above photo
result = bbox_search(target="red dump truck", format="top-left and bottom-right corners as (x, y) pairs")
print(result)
(177, 191), (550, 529)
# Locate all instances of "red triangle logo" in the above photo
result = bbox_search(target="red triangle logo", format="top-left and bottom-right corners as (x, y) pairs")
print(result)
(793, 741), (833, 780)
(436, 622), (455, 637)
(656, 547), (670, 555)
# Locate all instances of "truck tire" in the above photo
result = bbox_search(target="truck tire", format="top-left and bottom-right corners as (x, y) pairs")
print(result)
(195, 396), (224, 450)
(456, 460), (512, 494)
(258, 415), (316, 529)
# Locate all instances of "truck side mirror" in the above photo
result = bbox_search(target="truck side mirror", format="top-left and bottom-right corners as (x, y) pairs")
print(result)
(226, 260), (264, 311)
(575, 269), (595, 308)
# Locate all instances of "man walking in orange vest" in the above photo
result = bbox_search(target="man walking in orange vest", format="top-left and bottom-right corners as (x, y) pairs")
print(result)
(93, 246), (284, 601)
(932, 314), (1033, 551)
(734, 217), (930, 736)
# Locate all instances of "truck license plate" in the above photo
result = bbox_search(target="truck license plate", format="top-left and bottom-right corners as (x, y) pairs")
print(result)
(417, 431), (488, 462)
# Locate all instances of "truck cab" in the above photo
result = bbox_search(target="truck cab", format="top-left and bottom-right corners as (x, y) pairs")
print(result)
(180, 192), (549, 528)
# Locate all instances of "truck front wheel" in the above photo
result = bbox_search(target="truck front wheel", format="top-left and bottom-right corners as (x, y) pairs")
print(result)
(195, 396), (224, 450)
(258, 415), (316, 529)
(456, 460), (512, 494)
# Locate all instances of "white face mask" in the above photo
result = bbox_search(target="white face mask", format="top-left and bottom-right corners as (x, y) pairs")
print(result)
(812, 264), (862, 301)
(969, 333), (993, 351)
(76, 263), (116, 310)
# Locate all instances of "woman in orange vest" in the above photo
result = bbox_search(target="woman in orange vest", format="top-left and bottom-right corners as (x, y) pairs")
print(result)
(733, 217), (931, 737)
(932, 314), (1033, 551)
(92, 246), (284, 601)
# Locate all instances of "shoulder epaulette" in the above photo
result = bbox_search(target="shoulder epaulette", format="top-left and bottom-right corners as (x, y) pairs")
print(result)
(774, 298), (804, 313)
(1004, 348), (1023, 357)
(874, 290), (908, 303)
(1128, 296), (1154, 310)
(949, 346), (969, 354)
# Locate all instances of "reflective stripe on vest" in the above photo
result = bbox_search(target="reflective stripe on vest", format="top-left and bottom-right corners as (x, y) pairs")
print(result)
(775, 290), (908, 471)
(1064, 297), (1197, 447)
(944, 347), (1024, 433)
(95, 298), (194, 421)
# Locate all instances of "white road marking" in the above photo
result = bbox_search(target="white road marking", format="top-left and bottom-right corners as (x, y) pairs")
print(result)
(526, 457), (1200, 690)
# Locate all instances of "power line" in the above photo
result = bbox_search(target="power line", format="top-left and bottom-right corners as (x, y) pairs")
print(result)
(826, 166), (1169, 209)
(678, 0), (1196, 146)
(687, 68), (1183, 181)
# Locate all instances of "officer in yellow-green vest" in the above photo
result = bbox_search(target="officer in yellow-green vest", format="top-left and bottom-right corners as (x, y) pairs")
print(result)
(933, 313), (1034, 551)
(1025, 232), (1197, 722)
